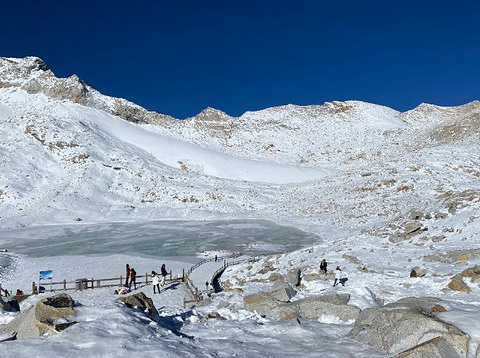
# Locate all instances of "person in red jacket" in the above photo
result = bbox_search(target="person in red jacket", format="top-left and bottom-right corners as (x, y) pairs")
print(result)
(129, 268), (137, 290)
(125, 264), (130, 287)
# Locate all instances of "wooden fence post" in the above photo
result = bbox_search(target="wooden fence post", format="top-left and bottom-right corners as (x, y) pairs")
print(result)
(182, 269), (185, 282)
(63, 279), (66, 291)
(145, 273), (148, 285)
(32, 281), (36, 294)
(120, 275), (123, 286)
(170, 270), (172, 281)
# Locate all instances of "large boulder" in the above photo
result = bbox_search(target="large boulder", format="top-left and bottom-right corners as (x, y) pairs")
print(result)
(118, 292), (159, 322)
(244, 292), (358, 322)
(284, 268), (301, 286)
(349, 297), (470, 357)
(35, 293), (75, 324)
(293, 295), (360, 321)
(1, 293), (77, 339)
(270, 281), (296, 302)
(392, 336), (462, 358)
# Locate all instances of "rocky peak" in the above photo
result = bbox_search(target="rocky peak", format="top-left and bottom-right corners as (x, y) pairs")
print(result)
(190, 107), (231, 122)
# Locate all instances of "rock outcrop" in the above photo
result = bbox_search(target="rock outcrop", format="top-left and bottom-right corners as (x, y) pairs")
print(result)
(1, 293), (77, 339)
(349, 297), (469, 357)
(447, 265), (480, 293)
(284, 268), (301, 286)
(244, 292), (359, 322)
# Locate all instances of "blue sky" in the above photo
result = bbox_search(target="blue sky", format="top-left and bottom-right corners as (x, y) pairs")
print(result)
(2, 1), (479, 118)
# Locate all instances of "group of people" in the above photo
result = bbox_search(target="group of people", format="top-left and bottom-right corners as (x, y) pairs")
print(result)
(151, 264), (168, 294)
(124, 263), (169, 294)
(319, 259), (349, 287)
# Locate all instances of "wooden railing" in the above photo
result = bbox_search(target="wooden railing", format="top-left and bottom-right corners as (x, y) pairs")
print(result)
(210, 256), (260, 292)
(38, 271), (177, 292)
(182, 253), (242, 306)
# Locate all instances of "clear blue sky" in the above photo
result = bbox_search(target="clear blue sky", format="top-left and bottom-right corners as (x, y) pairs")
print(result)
(2, 0), (479, 118)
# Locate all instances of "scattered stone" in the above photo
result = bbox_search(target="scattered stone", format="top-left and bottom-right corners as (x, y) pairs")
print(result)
(392, 336), (462, 358)
(342, 254), (362, 264)
(407, 210), (424, 221)
(447, 265), (480, 293)
(424, 249), (480, 264)
(404, 221), (423, 234)
(267, 273), (283, 282)
(431, 305), (448, 313)
(410, 267), (427, 278)
(205, 312), (227, 320)
(431, 235), (446, 242)
(258, 265), (275, 274)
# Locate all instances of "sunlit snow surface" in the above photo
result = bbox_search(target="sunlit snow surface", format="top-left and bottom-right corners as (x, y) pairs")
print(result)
(0, 221), (387, 358)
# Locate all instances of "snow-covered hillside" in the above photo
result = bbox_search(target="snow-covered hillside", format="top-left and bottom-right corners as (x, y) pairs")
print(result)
(1, 56), (480, 357)
(2, 56), (479, 236)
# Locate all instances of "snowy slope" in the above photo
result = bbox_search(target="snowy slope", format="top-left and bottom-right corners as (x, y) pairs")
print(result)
(1, 56), (480, 357)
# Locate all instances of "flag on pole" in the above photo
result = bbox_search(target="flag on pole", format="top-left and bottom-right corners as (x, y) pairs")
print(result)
(39, 270), (53, 281)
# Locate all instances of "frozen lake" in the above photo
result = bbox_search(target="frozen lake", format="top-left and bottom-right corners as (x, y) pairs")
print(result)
(0, 220), (320, 260)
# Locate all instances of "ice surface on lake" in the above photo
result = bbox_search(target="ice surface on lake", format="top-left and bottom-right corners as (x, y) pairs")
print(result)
(0, 220), (320, 259)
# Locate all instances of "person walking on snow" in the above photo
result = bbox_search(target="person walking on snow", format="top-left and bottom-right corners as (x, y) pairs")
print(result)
(125, 264), (130, 287)
(320, 259), (328, 275)
(129, 268), (137, 290)
(333, 266), (342, 286)
(160, 264), (168, 287)
(151, 271), (160, 294)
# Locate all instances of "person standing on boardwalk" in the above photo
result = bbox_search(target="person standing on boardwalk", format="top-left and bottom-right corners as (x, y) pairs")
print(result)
(160, 264), (168, 287)
(125, 264), (130, 287)
(320, 259), (328, 275)
(129, 268), (137, 290)
(151, 271), (160, 294)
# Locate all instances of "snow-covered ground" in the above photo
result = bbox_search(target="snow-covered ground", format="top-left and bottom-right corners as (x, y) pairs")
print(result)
(1, 56), (480, 356)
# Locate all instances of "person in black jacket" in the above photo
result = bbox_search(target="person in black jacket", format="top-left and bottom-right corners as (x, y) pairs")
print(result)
(320, 259), (328, 275)
(160, 264), (168, 287)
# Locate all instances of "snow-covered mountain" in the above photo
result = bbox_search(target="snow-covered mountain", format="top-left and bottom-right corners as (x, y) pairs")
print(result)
(1, 56), (480, 241)
(2, 56), (480, 357)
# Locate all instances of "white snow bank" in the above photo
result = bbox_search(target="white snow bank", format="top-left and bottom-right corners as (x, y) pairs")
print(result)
(78, 106), (331, 184)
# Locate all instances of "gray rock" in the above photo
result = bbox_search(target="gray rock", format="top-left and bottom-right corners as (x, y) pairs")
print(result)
(35, 293), (76, 324)
(407, 210), (424, 221)
(118, 292), (160, 322)
(349, 298), (470, 356)
(410, 267), (427, 278)
(1, 293), (77, 339)
(293, 296), (360, 321)
(404, 221), (423, 234)
(1, 306), (39, 339)
(365, 287), (384, 307)
(393, 337), (462, 358)
(270, 281), (296, 302)
(284, 268), (301, 286)
(244, 292), (358, 322)
(424, 249), (480, 263)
